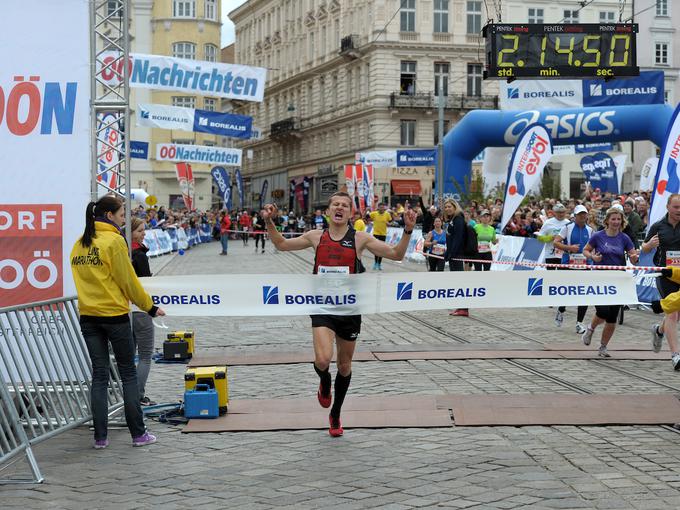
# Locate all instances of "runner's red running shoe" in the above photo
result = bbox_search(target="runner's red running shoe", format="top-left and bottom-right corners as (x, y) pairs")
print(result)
(317, 383), (331, 408)
(329, 415), (343, 437)
(449, 309), (469, 317)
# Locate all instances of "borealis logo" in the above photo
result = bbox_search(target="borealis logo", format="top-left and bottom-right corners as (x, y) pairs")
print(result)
(397, 282), (413, 301)
(395, 282), (485, 300)
(263, 286), (279, 305)
(507, 88), (519, 99)
(528, 278), (544, 296)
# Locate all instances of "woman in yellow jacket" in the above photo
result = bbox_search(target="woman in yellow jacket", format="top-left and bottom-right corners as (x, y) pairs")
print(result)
(70, 195), (165, 449)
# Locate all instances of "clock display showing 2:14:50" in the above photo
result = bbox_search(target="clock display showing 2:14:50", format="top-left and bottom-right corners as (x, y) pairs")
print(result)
(496, 33), (632, 68)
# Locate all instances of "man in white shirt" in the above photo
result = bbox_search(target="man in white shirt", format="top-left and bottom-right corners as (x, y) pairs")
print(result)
(538, 203), (571, 326)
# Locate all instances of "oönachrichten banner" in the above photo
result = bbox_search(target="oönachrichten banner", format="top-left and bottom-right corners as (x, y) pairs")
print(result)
(99, 53), (267, 102)
(140, 271), (638, 317)
(157, 143), (242, 166)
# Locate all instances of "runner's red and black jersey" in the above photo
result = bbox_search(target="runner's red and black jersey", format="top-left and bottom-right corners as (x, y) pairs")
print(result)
(313, 228), (365, 274)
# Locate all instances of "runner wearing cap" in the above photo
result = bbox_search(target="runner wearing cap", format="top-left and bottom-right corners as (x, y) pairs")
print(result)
(537, 203), (571, 326)
(553, 204), (593, 334)
(473, 210), (496, 271)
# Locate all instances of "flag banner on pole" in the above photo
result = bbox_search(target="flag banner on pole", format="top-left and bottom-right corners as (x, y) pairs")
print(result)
(639, 157), (659, 192)
(211, 166), (232, 210)
(187, 163), (195, 210)
(580, 152), (618, 194)
(96, 112), (119, 193)
(175, 163), (193, 210)
(235, 169), (245, 206)
(157, 143), (241, 166)
(362, 164), (374, 213)
(649, 103), (680, 228)
(491, 235), (547, 271)
(130, 140), (149, 159)
(137, 103), (252, 139)
(140, 270), (637, 317)
(614, 154), (627, 193)
(98, 53), (267, 102)
(344, 164), (360, 210)
(500, 123), (553, 231)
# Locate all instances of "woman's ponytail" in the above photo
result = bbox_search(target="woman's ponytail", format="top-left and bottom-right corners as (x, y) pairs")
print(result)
(80, 195), (123, 247)
(80, 202), (97, 247)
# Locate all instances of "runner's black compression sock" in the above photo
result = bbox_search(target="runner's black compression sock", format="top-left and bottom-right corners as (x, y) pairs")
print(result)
(313, 363), (331, 396)
(330, 372), (352, 419)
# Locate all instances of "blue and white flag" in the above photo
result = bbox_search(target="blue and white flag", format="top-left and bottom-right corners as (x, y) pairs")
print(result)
(580, 152), (618, 194)
(130, 140), (149, 159)
(138, 103), (252, 138)
(500, 123), (553, 231)
(396, 149), (437, 167)
(649, 102), (680, 228)
(211, 166), (232, 210)
(235, 169), (245, 207)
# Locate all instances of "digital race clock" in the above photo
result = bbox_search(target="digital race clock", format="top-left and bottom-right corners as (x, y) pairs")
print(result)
(483, 23), (639, 80)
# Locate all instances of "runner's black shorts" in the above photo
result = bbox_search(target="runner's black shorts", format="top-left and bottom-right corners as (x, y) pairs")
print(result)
(657, 277), (680, 299)
(310, 314), (361, 341)
(594, 305), (621, 324)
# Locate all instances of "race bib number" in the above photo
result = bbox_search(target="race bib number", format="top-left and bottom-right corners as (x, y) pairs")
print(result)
(569, 253), (586, 267)
(432, 244), (446, 256)
(478, 241), (491, 254)
(667, 251), (680, 267)
(317, 266), (350, 274)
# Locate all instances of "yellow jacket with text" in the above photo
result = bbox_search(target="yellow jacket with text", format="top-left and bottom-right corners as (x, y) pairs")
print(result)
(70, 221), (154, 318)
(660, 267), (680, 314)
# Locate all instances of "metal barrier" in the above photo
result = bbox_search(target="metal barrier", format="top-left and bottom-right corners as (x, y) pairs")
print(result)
(0, 297), (125, 484)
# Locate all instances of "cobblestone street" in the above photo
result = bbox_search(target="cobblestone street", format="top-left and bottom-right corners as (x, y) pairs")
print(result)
(4, 240), (680, 510)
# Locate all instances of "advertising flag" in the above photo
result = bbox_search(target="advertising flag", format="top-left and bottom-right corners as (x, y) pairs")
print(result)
(501, 124), (553, 230)
(649, 103), (680, 228)
(138, 103), (252, 138)
(211, 166), (232, 210)
(186, 163), (195, 210)
(235, 169), (245, 207)
(289, 180), (296, 211)
(580, 152), (619, 194)
(96, 112), (119, 194)
(176, 163), (193, 210)
(362, 164), (374, 214)
(137, 103), (193, 130)
(639, 157), (659, 192)
(303, 176), (310, 211)
(614, 155), (627, 193)
(259, 179), (268, 210)
(344, 164), (359, 210)
(355, 151), (397, 168)
(130, 140), (149, 159)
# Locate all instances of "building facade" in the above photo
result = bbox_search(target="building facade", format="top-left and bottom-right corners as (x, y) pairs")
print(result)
(129, 0), (222, 210)
(229, 0), (500, 212)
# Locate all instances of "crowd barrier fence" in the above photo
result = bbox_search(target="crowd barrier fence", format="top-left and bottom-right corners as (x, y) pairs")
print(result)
(0, 297), (125, 484)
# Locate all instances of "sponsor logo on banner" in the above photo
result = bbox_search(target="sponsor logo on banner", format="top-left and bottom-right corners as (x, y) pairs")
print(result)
(0, 205), (63, 306)
(504, 110), (615, 145)
(580, 152), (619, 193)
(583, 71), (665, 107)
(396, 149), (437, 167)
(649, 103), (680, 227)
(211, 166), (232, 209)
(355, 151), (397, 168)
(528, 278), (543, 296)
(262, 285), (357, 305)
(395, 281), (486, 301)
(137, 103), (193, 130)
(157, 143), (242, 166)
(263, 285), (279, 305)
(130, 140), (148, 159)
(152, 294), (221, 305)
(507, 88), (519, 99)
(575, 143), (613, 153)
(192, 109), (252, 138)
(492, 236), (547, 271)
(98, 52), (267, 102)
(500, 80), (582, 111)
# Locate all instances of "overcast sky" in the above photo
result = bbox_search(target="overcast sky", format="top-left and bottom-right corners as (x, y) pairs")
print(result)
(221, 0), (248, 48)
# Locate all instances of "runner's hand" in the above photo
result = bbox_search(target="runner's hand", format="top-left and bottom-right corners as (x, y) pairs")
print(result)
(591, 250), (603, 263)
(646, 234), (660, 250)
(155, 307), (166, 317)
(569, 244), (580, 253)
(263, 204), (278, 220)
(403, 209), (417, 229)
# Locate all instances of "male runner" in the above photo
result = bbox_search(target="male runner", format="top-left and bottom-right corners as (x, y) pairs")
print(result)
(369, 202), (395, 270)
(264, 192), (416, 437)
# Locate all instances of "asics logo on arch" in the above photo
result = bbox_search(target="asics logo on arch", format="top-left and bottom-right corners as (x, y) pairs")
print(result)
(503, 110), (615, 145)
(263, 286), (279, 305)
(528, 278), (544, 296)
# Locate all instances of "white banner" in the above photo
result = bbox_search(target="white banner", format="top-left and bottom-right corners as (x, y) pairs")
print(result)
(614, 154), (627, 193)
(140, 271), (637, 317)
(639, 157), (659, 192)
(156, 143), (242, 166)
(355, 151), (397, 168)
(0, 0), (90, 306)
(649, 103), (680, 228)
(491, 235), (546, 271)
(500, 80), (582, 111)
(501, 124), (554, 230)
(137, 103), (194, 130)
(98, 53), (267, 102)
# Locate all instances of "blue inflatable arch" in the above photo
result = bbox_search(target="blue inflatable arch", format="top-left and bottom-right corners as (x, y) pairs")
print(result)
(442, 104), (674, 196)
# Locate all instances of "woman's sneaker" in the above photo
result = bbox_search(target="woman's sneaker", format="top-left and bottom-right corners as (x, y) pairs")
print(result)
(575, 322), (587, 335)
(651, 324), (664, 353)
(598, 346), (611, 358)
(555, 311), (564, 327)
(93, 439), (109, 449)
(582, 326), (594, 346)
(132, 431), (157, 447)
(329, 415), (343, 437)
(672, 353), (680, 371)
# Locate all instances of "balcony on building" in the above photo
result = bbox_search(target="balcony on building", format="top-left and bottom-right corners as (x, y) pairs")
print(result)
(270, 117), (301, 142)
(339, 34), (361, 59)
(389, 92), (498, 111)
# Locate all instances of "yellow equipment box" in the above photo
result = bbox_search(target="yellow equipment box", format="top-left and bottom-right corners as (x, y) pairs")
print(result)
(168, 330), (195, 357)
(184, 366), (228, 414)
